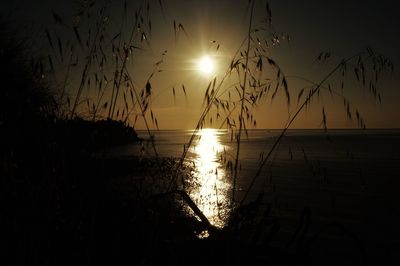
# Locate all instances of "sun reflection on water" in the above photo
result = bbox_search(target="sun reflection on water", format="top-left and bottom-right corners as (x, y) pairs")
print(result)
(188, 128), (231, 228)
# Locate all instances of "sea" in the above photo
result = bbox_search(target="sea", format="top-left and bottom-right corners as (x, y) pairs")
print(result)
(111, 128), (400, 263)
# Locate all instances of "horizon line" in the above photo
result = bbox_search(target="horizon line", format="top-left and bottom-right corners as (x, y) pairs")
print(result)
(135, 127), (400, 131)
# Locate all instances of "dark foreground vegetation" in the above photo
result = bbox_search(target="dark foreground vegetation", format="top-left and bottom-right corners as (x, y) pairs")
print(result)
(0, 46), (253, 266)
(0, 20), (316, 265)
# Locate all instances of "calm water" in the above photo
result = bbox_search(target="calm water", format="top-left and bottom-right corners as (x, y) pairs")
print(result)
(113, 129), (400, 232)
(110, 128), (400, 261)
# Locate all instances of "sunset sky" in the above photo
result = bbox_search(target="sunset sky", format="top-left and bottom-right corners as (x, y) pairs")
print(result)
(2, 0), (399, 129)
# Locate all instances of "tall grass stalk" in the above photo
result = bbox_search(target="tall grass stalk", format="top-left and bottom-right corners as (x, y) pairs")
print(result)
(232, 0), (255, 204)
(240, 53), (360, 205)
(69, 2), (109, 118)
(239, 48), (393, 205)
(108, 1), (142, 119)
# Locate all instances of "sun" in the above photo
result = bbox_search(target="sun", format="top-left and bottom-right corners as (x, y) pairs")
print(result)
(197, 55), (215, 75)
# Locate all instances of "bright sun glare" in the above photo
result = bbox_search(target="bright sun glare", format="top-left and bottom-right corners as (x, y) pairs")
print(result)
(197, 55), (215, 75)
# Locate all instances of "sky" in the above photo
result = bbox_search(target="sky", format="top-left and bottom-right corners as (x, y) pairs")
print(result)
(1, 0), (399, 129)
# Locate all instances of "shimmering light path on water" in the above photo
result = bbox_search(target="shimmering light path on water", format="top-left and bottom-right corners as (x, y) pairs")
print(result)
(188, 128), (231, 228)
